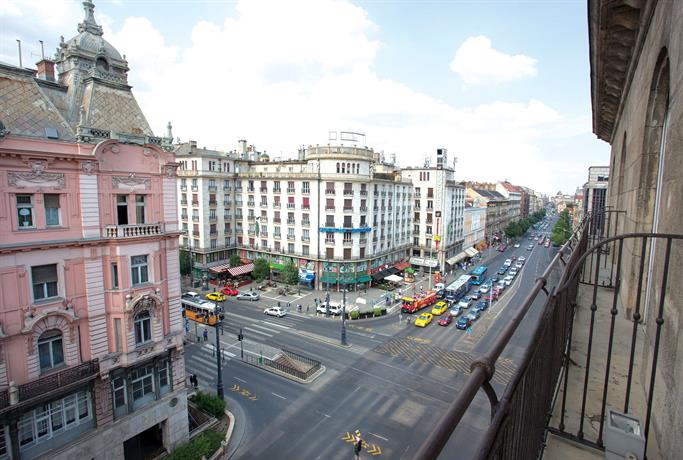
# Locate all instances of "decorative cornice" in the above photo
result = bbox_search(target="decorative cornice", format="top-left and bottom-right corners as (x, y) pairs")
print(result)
(8, 159), (66, 189)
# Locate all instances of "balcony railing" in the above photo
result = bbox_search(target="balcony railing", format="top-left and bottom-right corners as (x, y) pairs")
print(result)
(208, 185), (217, 192)
(302, 220), (310, 227)
(105, 223), (163, 239)
(209, 200), (217, 206)
(287, 188), (296, 194)
(360, 190), (368, 196)
(414, 212), (676, 460)
(343, 190), (354, 196)
(209, 215), (217, 222)
(325, 189), (336, 195)
(180, 199), (188, 205)
(302, 188), (310, 195)
(273, 202), (281, 208)
(287, 203), (295, 209)
(180, 185), (187, 191)
(273, 187), (281, 193)
(260, 187), (268, 192)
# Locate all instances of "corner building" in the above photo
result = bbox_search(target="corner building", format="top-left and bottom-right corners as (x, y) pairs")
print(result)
(0, 2), (187, 458)
(177, 134), (419, 290)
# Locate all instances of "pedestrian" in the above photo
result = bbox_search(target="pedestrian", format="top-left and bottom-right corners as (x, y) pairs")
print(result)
(354, 430), (363, 460)
(193, 374), (199, 390)
(298, 304), (302, 312)
(202, 327), (208, 342)
(306, 305), (310, 313)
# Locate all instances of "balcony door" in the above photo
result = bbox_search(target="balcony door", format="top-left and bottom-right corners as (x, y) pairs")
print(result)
(117, 195), (128, 225)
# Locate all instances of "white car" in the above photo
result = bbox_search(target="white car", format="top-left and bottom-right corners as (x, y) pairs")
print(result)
(236, 291), (260, 301)
(503, 259), (512, 267)
(515, 262), (523, 269)
(264, 306), (286, 317)
(518, 256), (526, 262)
(479, 285), (490, 294)
(434, 282), (445, 291)
(509, 269), (518, 277)
(458, 299), (471, 309)
(503, 277), (513, 286)
(316, 302), (343, 315)
(513, 243), (520, 248)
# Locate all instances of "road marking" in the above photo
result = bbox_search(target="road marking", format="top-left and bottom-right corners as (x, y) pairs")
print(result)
(271, 392), (287, 400)
(367, 444), (383, 456)
(368, 432), (389, 441)
(234, 377), (246, 383)
(317, 411), (331, 418)
(243, 326), (274, 337)
(261, 320), (292, 329)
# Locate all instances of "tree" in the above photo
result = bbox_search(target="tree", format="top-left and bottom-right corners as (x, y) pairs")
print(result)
(229, 254), (242, 267)
(282, 263), (299, 285)
(179, 250), (191, 276)
(505, 221), (521, 238)
(253, 258), (270, 281)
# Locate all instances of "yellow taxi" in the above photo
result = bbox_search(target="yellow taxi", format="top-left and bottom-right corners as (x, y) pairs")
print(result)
(206, 292), (226, 302)
(414, 312), (433, 327)
(431, 301), (448, 316)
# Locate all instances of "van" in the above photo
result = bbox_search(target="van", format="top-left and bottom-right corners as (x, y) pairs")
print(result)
(316, 301), (343, 315)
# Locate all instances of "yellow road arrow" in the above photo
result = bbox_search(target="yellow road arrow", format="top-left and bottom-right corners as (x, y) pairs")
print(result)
(230, 384), (240, 392)
(341, 432), (355, 443)
(367, 444), (382, 456)
(248, 396), (258, 401)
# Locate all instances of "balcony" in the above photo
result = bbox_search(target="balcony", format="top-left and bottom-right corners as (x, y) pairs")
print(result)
(414, 192), (421, 198)
(210, 230), (217, 237)
(274, 218), (281, 223)
(192, 230), (200, 237)
(359, 238), (367, 245)
(192, 216), (199, 222)
(247, 187), (255, 192)
(260, 216), (268, 223)
(260, 202), (268, 208)
(413, 214), (672, 460)
(272, 187), (281, 193)
(235, 201), (243, 207)
(360, 206), (367, 212)
(302, 205), (310, 210)
(223, 185), (231, 191)
(287, 219), (295, 225)
(247, 230), (256, 236)
(287, 203), (295, 209)
(325, 189), (336, 195)
(223, 201), (232, 207)
(273, 202), (281, 209)
(0, 360), (99, 412)
(325, 239), (335, 246)
(247, 215), (256, 222)
(343, 190), (354, 196)
(325, 206), (335, 211)
(105, 223), (164, 239)
(209, 215), (217, 222)
(208, 185), (217, 192)
(235, 186), (243, 192)
(302, 188), (310, 195)
(343, 239), (353, 247)
(247, 201), (255, 207)
(180, 185), (187, 191)
(181, 215), (188, 220)
(191, 201), (199, 206)
(180, 199), (188, 205)
(191, 185), (198, 192)
(343, 207), (354, 212)
(209, 200), (217, 206)
(302, 220), (310, 227)
(287, 234), (295, 241)
(287, 188), (295, 194)
(223, 214), (232, 220)
(260, 187), (268, 192)
(302, 236), (310, 242)
(360, 190), (368, 196)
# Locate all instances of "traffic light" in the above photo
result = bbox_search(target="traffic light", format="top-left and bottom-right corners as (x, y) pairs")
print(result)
(238, 332), (243, 341)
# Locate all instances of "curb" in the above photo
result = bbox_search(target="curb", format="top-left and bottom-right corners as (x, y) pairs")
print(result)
(206, 409), (235, 460)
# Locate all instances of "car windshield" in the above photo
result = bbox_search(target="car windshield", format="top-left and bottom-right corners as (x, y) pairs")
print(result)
(420, 315), (429, 320)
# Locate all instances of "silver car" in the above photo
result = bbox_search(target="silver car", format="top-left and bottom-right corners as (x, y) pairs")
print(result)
(236, 291), (260, 301)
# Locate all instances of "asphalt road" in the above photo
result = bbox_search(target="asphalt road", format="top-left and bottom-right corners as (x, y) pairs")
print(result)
(184, 219), (561, 459)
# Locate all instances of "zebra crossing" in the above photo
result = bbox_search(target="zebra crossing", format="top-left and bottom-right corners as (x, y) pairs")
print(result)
(185, 311), (307, 389)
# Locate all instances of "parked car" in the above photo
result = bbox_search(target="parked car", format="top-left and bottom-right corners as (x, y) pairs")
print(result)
(438, 315), (453, 326)
(509, 269), (518, 277)
(504, 276), (514, 286)
(236, 291), (260, 301)
(456, 316), (472, 330)
(220, 286), (239, 296)
(264, 306), (286, 317)
(317, 301), (342, 315)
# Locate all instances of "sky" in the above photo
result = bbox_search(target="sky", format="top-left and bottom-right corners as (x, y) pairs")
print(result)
(0, 0), (610, 195)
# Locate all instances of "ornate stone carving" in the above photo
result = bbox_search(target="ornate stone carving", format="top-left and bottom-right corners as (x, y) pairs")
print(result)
(8, 164), (65, 189)
(112, 173), (150, 191)
(164, 163), (178, 178)
(80, 160), (98, 175)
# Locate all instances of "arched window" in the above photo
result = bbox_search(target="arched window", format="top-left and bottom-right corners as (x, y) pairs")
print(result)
(347, 163), (351, 174)
(342, 163), (345, 174)
(337, 163), (340, 173)
(96, 57), (109, 72)
(38, 329), (64, 371)
(134, 311), (152, 345)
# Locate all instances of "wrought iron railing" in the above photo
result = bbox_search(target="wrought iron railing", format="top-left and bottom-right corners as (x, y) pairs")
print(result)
(18, 360), (99, 402)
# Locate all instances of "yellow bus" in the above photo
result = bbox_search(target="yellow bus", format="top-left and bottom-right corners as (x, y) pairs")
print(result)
(181, 292), (223, 326)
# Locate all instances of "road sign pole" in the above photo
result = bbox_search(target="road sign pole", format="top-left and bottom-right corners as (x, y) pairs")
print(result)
(215, 323), (224, 400)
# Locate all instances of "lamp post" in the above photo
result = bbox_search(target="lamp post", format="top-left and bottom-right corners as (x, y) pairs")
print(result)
(341, 282), (348, 346)
(188, 231), (194, 289)
(215, 319), (224, 400)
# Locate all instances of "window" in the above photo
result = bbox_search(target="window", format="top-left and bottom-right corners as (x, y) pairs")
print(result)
(112, 375), (126, 409)
(111, 263), (119, 289)
(302, 182), (310, 193)
(344, 216), (352, 227)
(326, 198), (334, 210)
(44, 194), (61, 226)
(116, 195), (128, 225)
(32, 264), (58, 301)
(15, 194), (36, 228)
(303, 245), (309, 256)
(18, 391), (91, 449)
(38, 330), (64, 371)
(131, 363), (155, 400)
(326, 248), (334, 259)
(326, 215), (334, 227)
(114, 318), (122, 352)
(344, 248), (351, 259)
(288, 243), (295, 253)
(158, 359), (170, 390)
(133, 311), (152, 345)
(131, 255), (149, 285)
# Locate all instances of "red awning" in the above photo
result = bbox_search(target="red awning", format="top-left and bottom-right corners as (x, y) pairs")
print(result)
(394, 261), (410, 271)
(227, 263), (255, 277)
(209, 263), (232, 274)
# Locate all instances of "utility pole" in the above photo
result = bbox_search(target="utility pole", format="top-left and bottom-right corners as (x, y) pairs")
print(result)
(215, 321), (224, 400)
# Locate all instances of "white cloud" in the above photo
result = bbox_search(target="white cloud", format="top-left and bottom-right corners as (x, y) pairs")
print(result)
(450, 35), (537, 85)
(0, 0), (596, 193)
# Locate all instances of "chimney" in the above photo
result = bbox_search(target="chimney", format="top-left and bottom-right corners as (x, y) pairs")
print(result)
(36, 59), (55, 82)
(238, 139), (247, 155)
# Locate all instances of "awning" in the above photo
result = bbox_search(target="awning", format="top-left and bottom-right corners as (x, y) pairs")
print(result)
(387, 267), (399, 275)
(227, 263), (254, 277)
(209, 263), (232, 274)
(341, 278), (357, 284)
(446, 252), (468, 265)
(320, 275), (338, 283)
(465, 247), (479, 257)
(371, 270), (388, 281)
(394, 261), (410, 271)
(358, 275), (371, 283)
(384, 274), (403, 283)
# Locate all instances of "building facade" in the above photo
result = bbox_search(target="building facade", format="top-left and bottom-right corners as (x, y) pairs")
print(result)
(176, 134), (417, 291)
(589, 1), (683, 457)
(0, 3), (187, 459)
(582, 166), (609, 235)
(496, 181), (522, 222)
(465, 186), (509, 242)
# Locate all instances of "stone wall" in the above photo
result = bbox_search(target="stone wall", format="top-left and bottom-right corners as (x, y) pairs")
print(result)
(601, 1), (683, 457)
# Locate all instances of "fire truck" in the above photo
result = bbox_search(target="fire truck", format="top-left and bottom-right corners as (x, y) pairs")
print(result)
(401, 290), (438, 314)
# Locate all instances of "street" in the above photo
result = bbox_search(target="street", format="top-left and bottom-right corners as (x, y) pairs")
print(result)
(184, 227), (561, 459)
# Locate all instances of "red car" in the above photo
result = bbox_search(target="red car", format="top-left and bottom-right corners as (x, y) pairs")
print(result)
(498, 245), (507, 252)
(220, 286), (239, 296)
(484, 292), (498, 302)
(438, 315), (453, 326)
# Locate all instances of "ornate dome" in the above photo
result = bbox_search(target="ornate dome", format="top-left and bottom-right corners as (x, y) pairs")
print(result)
(61, 1), (126, 66)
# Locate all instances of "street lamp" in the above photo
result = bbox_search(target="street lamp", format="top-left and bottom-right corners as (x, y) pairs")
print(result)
(341, 283), (348, 346)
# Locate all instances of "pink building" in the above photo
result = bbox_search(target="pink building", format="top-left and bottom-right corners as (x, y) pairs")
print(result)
(0, 2), (187, 459)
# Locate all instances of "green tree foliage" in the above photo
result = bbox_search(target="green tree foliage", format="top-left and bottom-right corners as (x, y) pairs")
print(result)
(179, 250), (191, 276)
(551, 210), (572, 246)
(229, 254), (242, 267)
(282, 263), (299, 285)
(253, 258), (270, 281)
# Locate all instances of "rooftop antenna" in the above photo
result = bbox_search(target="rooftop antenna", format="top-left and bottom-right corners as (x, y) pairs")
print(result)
(423, 154), (430, 168)
(16, 39), (22, 68)
(39, 40), (45, 59)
